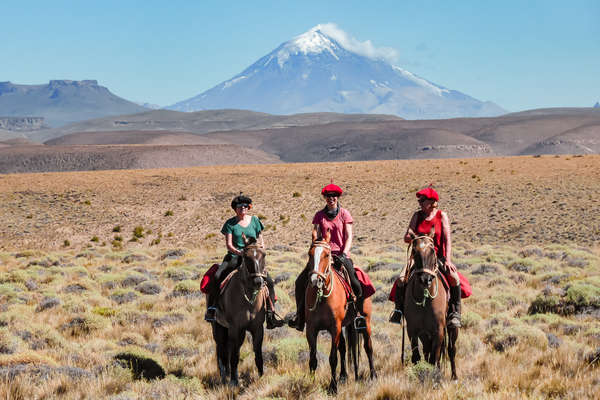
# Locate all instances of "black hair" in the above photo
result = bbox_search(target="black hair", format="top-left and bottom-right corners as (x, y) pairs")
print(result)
(231, 194), (253, 210)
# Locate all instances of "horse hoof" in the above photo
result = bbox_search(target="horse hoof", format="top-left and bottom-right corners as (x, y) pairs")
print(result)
(327, 382), (337, 395)
(339, 374), (347, 383)
(370, 371), (378, 380)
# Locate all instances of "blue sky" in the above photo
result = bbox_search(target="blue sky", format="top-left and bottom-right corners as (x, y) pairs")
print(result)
(2, 1), (599, 112)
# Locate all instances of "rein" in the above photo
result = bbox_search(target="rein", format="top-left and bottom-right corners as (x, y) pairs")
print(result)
(407, 235), (440, 307)
(308, 241), (334, 311)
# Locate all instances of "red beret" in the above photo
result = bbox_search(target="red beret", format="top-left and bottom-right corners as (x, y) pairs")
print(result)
(321, 184), (343, 195)
(416, 187), (439, 201)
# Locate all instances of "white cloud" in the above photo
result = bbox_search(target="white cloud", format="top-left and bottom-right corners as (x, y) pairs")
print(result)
(314, 23), (399, 64)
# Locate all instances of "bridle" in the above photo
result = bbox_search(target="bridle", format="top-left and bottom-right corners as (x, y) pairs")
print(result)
(308, 241), (333, 310)
(406, 235), (438, 279)
(407, 235), (439, 307)
(240, 244), (267, 304)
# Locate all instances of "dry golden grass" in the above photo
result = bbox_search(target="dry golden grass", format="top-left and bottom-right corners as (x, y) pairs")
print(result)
(0, 155), (598, 399)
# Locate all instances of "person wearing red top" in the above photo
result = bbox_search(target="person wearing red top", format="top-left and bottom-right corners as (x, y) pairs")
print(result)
(389, 187), (462, 328)
(288, 183), (367, 331)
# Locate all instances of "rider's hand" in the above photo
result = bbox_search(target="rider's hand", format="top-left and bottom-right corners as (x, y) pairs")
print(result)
(445, 260), (456, 272)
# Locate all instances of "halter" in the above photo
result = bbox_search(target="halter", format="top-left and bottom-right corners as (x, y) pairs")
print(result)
(406, 235), (439, 307)
(308, 241), (334, 310)
(240, 244), (267, 304)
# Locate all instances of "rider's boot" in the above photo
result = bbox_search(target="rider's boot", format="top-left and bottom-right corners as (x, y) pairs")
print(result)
(389, 281), (405, 324)
(204, 279), (218, 322)
(354, 296), (367, 330)
(447, 285), (462, 328)
(265, 279), (284, 329)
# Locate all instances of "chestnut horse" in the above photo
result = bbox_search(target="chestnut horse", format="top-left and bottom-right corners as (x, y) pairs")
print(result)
(305, 231), (376, 394)
(212, 236), (268, 386)
(404, 229), (458, 379)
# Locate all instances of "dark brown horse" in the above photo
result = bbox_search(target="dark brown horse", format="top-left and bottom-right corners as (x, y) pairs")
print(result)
(304, 231), (376, 394)
(404, 228), (458, 379)
(212, 235), (268, 386)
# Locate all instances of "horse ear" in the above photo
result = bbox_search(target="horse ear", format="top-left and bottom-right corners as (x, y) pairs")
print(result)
(323, 229), (331, 243)
(428, 225), (435, 238)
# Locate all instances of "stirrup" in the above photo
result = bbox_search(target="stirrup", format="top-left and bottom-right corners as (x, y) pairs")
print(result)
(388, 309), (403, 324)
(354, 315), (367, 330)
(447, 315), (461, 328)
(266, 312), (285, 329)
(204, 307), (217, 322)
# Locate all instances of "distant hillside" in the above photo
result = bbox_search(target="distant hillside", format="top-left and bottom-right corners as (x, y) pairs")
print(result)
(31, 109), (402, 142)
(0, 80), (148, 127)
(0, 144), (280, 173)
(199, 108), (600, 161)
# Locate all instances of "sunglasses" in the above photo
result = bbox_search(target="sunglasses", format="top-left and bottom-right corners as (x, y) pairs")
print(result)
(324, 193), (339, 198)
(236, 204), (250, 209)
(418, 197), (430, 203)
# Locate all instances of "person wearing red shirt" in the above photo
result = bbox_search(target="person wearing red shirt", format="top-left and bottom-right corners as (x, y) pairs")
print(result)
(288, 183), (367, 331)
(389, 187), (462, 328)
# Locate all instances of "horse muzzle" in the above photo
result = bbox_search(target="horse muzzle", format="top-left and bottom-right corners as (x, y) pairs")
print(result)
(309, 274), (323, 289)
(252, 276), (264, 288)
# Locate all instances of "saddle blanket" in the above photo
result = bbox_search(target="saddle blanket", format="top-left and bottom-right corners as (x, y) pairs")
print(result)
(200, 264), (219, 294)
(388, 270), (472, 302)
(355, 266), (376, 299)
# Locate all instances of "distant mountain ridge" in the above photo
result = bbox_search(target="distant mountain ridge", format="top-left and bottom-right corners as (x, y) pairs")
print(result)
(0, 80), (148, 127)
(169, 26), (506, 119)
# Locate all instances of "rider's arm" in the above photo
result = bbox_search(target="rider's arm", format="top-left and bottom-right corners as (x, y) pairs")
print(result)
(225, 233), (242, 255)
(404, 213), (419, 243)
(441, 211), (452, 264)
(343, 223), (353, 257)
(312, 223), (320, 238)
(258, 233), (265, 249)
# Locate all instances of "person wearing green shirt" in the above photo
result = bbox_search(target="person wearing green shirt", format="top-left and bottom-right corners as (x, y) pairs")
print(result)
(204, 194), (284, 329)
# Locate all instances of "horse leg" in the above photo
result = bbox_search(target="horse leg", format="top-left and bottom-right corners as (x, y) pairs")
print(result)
(213, 323), (229, 384)
(347, 325), (359, 381)
(447, 326), (458, 380)
(363, 326), (377, 379)
(410, 336), (421, 364)
(307, 326), (318, 373)
(338, 328), (347, 383)
(432, 329), (445, 367)
(327, 324), (341, 394)
(228, 331), (244, 386)
(252, 326), (264, 377)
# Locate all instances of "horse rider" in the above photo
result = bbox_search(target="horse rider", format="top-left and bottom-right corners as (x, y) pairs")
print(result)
(389, 187), (462, 328)
(204, 194), (285, 329)
(288, 183), (367, 331)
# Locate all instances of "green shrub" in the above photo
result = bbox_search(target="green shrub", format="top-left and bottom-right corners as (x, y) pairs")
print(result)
(292, 192), (301, 197)
(164, 210), (174, 217)
(113, 225), (121, 232)
(90, 236), (99, 242)
(132, 226), (144, 239)
(63, 239), (70, 247)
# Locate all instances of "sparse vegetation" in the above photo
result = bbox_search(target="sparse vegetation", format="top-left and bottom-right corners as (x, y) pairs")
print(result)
(164, 210), (174, 217)
(0, 157), (597, 398)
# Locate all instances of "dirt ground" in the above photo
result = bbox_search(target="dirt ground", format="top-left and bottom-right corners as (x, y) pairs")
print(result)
(0, 155), (598, 251)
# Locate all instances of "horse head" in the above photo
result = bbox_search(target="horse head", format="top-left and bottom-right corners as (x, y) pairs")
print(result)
(241, 233), (266, 290)
(407, 227), (437, 288)
(308, 229), (332, 290)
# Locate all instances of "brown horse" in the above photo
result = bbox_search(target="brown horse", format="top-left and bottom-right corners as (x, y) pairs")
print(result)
(212, 235), (268, 386)
(304, 231), (376, 394)
(404, 229), (458, 379)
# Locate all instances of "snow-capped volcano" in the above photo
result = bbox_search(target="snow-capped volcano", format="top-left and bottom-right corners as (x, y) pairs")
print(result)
(169, 25), (505, 119)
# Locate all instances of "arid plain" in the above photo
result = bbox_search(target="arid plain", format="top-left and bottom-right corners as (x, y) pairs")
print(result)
(0, 155), (599, 399)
